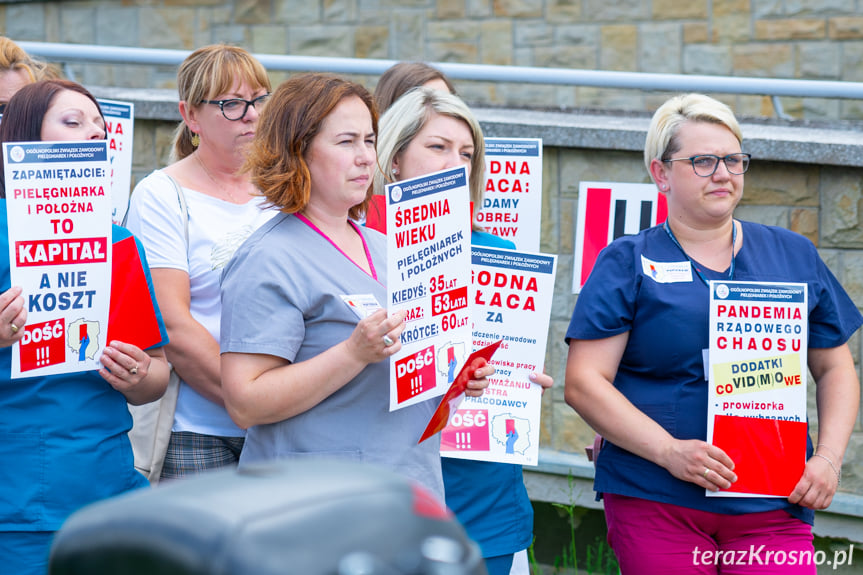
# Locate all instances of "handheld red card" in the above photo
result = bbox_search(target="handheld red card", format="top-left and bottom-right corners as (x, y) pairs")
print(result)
(107, 235), (163, 350)
(418, 340), (502, 444)
(712, 414), (808, 497)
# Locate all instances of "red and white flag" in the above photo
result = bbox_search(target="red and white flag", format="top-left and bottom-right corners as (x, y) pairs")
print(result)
(572, 182), (667, 293)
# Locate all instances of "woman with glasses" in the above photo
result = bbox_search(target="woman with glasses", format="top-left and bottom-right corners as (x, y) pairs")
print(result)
(565, 93), (861, 574)
(125, 44), (275, 480)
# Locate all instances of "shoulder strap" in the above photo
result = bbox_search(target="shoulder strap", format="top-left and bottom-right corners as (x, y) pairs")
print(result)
(120, 171), (190, 254)
(163, 173), (190, 256)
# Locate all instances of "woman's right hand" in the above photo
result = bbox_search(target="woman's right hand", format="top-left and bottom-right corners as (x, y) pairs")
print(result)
(659, 438), (738, 492)
(0, 286), (26, 348)
(345, 308), (406, 364)
(223, 308), (406, 428)
(566, 335), (739, 493)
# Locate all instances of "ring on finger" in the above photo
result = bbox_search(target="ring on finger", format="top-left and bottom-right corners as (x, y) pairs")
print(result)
(10, 323), (19, 334)
(703, 467), (710, 479)
(382, 334), (395, 347)
(129, 364), (138, 376)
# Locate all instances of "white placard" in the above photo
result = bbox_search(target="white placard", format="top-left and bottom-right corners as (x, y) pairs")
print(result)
(707, 280), (808, 498)
(386, 166), (473, 411)
(5, 140), (112, 377)
(572, 181), (666, 293)
(481, 138), (542, 252)
(97, 98), (134, 225)
(440, 246), (557, 466)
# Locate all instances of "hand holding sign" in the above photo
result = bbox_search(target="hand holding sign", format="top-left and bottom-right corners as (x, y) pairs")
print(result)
(346, 308), (406, 363)
(0, 286), (27, 347)
(5, 140), (113, 378)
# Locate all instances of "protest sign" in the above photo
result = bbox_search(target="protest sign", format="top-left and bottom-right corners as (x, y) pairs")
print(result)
(707, 281), (809, 497)
(572, 181), (667, 293)
(97, 99), (134, 225)
(386, 166), (472, 411)
(440, 246), (557, 466)
(481, 138), (542, 252)
(4, 141), (112, 378)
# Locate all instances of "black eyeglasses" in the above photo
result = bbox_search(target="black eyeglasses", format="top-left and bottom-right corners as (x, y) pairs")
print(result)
(662, 153), (751, 177)
(0, 103), (6, 115)
(201, 93), (270, 121)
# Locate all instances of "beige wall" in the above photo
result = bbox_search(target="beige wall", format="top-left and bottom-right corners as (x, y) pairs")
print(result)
(5, 0), (863, 120)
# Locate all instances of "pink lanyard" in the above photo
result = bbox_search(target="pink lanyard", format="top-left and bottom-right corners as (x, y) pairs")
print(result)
(295, 213), (379, 281)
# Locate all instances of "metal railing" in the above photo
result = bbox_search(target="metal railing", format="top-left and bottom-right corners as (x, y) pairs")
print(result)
(21, 41), (863, 118)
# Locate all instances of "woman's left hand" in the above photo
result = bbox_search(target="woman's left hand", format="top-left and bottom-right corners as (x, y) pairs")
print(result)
(788, 453), (841, 510)
(789, 344), (860, 510)
(464, 359), (494, 397)
(99, 340), (150, 394)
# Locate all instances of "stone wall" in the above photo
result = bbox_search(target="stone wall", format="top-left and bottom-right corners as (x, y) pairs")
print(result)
(5, 0), (863, 120)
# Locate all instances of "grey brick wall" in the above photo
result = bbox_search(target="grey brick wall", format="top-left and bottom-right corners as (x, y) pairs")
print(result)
(5, 0), (863, 120)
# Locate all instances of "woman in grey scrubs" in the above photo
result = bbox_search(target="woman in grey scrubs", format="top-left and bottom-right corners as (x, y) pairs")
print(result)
(219, 73), (492, 501)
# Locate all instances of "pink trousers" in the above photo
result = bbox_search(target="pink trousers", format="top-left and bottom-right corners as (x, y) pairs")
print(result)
(603, 493), (817, 574)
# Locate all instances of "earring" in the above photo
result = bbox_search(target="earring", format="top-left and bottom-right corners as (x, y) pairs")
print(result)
(391, 167), (399, 176)
(191, 133), (200, 147)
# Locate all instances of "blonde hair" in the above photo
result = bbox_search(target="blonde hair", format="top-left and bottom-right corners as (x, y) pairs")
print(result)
(171, 44), (270, 161)
(373, 87), (486, 232)
(0, 36), (60, 85)
(644, 93), (742, 172)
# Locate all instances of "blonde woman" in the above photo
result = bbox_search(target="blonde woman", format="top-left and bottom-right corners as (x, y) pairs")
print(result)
(565, 94), (861, 574)
(374, 87), (553, 575)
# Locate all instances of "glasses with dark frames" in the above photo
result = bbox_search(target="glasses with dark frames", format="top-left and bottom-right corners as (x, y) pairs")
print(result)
(201, 93), (270, 121)
(662, 153), (751, 177)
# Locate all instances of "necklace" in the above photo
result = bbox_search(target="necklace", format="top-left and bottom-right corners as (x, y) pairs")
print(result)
(663, 219), (737, 287)
(195, 152), (238, 203)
